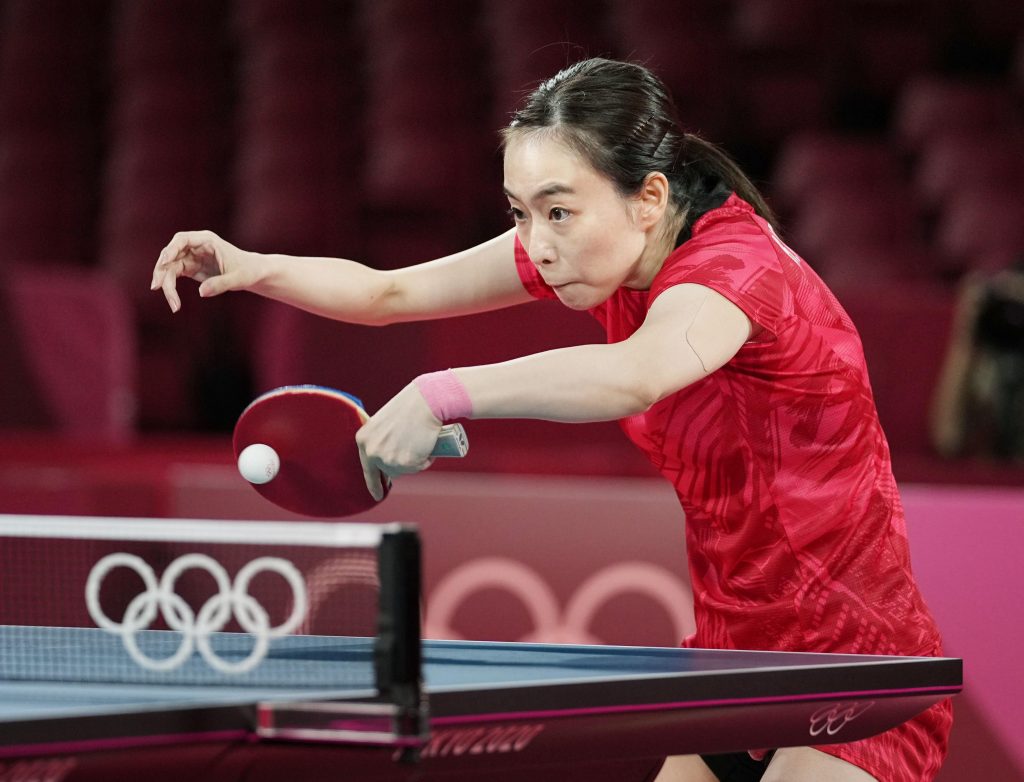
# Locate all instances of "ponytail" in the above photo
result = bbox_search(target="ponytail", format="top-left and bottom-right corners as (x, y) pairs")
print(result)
(670, 134), (779, 242)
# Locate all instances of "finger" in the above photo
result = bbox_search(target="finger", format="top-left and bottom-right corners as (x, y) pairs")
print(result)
(152, 234), (192, 292)
(358, 449), (385, 502)
(378, 470), (394, 498)
(369, 468), (387, 502)
(385, 457), (434, 476)
(155, 233), (189, 272)
(151, 243), (178, 290)
(161, 275), (181, 313)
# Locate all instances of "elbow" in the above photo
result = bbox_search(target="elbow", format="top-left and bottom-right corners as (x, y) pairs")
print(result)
(625, 373), (666, 416)
(358, 273), (402, 326)
(623, 354), (704, 415)
(609, 346), (673, 417)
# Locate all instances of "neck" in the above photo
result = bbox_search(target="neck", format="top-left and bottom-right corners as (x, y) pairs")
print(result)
(626, 209), (686, 290)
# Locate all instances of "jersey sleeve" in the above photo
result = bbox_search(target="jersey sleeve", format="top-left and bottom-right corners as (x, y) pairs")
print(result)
(648, 213), (794, 336)
(513, 235), (558, 300)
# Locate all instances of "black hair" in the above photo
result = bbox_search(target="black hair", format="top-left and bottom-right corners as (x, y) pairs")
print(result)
(502, 58), (778, 244)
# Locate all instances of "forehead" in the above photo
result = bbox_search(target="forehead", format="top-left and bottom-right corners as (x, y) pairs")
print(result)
(502, 131), (609, 198)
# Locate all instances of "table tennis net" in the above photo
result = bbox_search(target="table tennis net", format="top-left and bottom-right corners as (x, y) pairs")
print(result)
(0, 515), (422, 693)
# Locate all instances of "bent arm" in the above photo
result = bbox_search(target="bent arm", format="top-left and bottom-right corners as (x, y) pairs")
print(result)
(356, 283), (752, 496)
(453, 284), (753, 421)
(250, 229), (530, 325)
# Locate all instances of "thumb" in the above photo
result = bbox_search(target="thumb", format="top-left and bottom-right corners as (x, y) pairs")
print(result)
(197, 273), (238, 298)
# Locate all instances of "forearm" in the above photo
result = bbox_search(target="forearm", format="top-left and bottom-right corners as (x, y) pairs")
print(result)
(453, 339), (706, 423)
(247, 230), (525, 326)
(248, 253), (395, 326)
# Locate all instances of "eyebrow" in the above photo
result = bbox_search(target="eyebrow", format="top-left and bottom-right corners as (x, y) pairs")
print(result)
(503, 183), (576, 202)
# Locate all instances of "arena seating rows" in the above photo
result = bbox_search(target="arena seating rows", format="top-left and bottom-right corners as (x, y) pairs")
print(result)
(0, 0), (1021, 482)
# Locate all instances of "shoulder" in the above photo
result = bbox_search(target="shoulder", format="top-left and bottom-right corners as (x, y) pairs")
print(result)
(652, 198), (783, 298)
(650, 195), (802, 335)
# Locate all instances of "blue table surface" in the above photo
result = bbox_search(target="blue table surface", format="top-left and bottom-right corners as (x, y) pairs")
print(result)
(0, 626), (916, 724)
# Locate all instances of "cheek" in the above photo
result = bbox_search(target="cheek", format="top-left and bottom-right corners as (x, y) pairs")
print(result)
(579, 220), (642, 279)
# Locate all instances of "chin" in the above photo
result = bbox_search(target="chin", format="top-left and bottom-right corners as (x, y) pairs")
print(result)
(554, 286), (600, 310)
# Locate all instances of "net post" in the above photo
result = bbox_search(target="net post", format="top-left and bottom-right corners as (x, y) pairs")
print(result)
(374, 525), (426, 741)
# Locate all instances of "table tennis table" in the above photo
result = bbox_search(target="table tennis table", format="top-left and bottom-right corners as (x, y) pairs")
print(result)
(0, 626), (961, 782)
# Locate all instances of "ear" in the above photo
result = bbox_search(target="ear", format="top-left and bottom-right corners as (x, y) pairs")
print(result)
(634, 172), (671, 230)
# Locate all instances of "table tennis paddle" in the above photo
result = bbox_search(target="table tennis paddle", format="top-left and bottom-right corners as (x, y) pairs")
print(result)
(233, 385), (468, 517)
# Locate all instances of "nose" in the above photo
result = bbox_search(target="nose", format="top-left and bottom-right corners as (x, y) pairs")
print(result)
(525, 227), (556, 266)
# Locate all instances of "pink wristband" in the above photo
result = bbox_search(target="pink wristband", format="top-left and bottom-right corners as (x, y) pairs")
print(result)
(413, 370), (473, 422)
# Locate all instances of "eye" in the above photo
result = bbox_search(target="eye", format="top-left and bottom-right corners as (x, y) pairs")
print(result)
(507, 207), (526, 223)
(549, 207), (570, 222)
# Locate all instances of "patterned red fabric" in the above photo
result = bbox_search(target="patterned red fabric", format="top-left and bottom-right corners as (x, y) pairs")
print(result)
(513, 194), (952, 781)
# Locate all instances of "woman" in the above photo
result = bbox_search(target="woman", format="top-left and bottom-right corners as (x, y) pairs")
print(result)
(152, 58), (951, 781)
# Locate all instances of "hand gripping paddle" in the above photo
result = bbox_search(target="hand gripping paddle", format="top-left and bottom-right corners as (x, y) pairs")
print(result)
(233, 385), (468, 517)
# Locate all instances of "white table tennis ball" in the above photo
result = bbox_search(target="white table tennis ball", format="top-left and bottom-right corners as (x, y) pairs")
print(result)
(238, 443), (280, 485)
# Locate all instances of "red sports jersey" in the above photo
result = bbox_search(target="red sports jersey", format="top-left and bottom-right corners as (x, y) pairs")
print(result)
(514, 194), (952, 781)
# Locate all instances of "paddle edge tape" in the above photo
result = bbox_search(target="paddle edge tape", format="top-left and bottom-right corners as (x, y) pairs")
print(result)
(239, 385), (369, 424)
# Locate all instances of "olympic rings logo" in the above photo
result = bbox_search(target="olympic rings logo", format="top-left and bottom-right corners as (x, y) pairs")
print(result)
(424, 557), (695, 644)
(85, 553), (307, 674)
(808, 701), (875, 737)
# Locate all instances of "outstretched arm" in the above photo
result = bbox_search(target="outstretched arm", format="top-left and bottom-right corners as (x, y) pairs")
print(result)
(151, 228), (530, 325)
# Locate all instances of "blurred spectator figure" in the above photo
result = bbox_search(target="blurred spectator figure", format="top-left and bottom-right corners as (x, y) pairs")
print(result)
(931, 258), (1024, 461)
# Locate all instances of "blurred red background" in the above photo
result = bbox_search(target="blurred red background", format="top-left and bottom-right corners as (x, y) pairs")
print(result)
(0, 1), (1022, 779)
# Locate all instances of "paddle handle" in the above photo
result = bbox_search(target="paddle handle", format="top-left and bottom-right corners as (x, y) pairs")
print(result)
(431, 424), (469, 458)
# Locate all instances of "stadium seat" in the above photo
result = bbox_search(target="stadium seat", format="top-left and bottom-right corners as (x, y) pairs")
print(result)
(359, 0), (478, 39)
(605, 5), (733, 136)
(934, 185), (1024, 276)
(0, 132), (95, 265)
(913, 129), (1024, 212)
(815, 241), (937, 289)
(772, 132), (904, 212)
(232, 0), (340, 37)
(832, 280), (956, 457)
(843, 25), (938, 102)
(788, 184), (923, 263)
(2, 266), (137, 441)
(482, 0), (611, 127)
(233, 5), (365, 258)
(111, 0), (228, 77)
(0, 1), (105, 266)
(730, 0), (837, 56)
(893, 76), (1022, 151)
(234, 185), (359, 258)
(110, 78), (226, 135)
(730, 68), (834, 147)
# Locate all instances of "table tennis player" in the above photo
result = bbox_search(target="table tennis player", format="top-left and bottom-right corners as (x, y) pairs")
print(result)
(151, 58), (951, 782)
